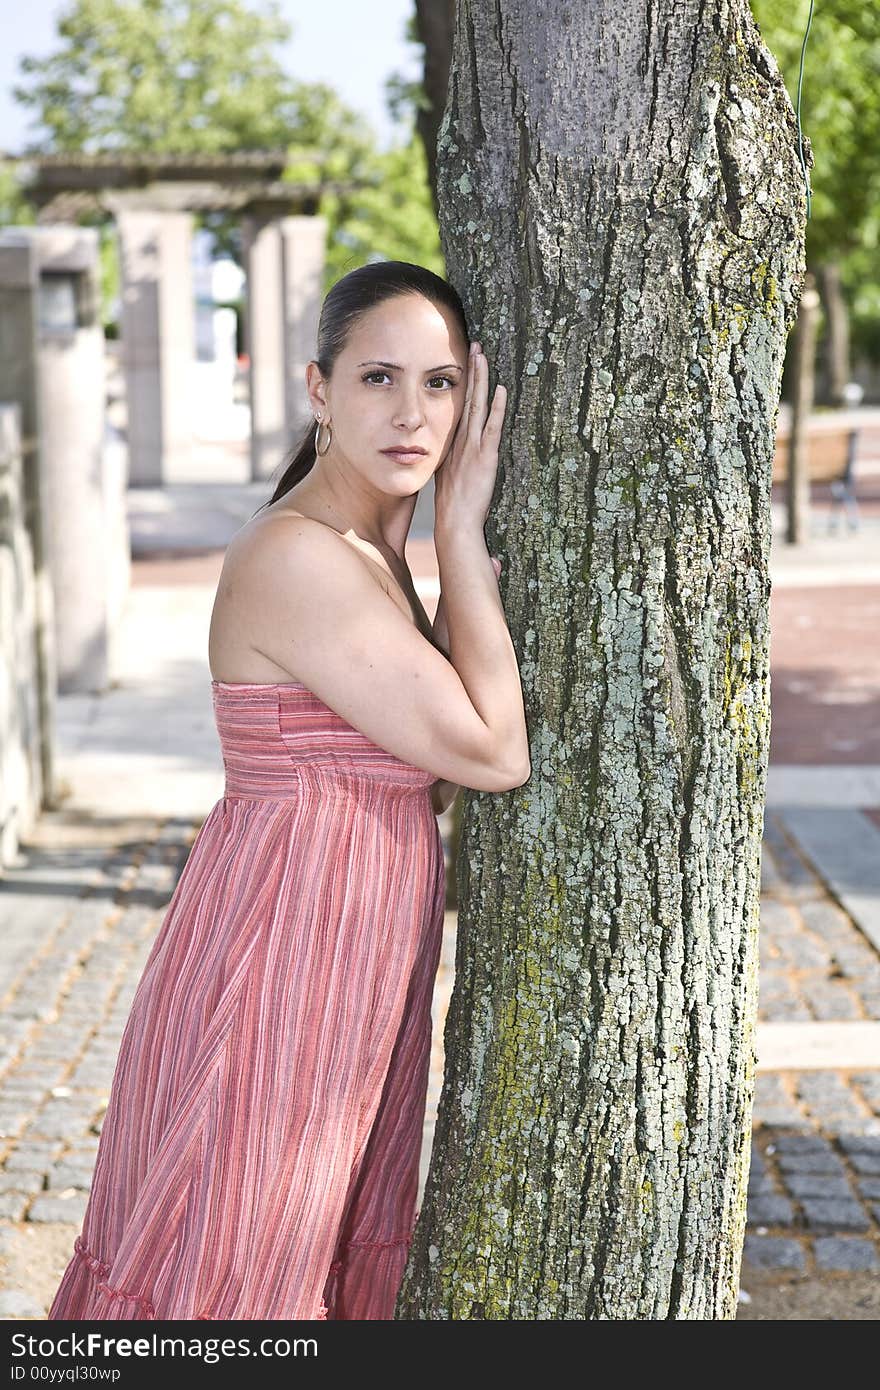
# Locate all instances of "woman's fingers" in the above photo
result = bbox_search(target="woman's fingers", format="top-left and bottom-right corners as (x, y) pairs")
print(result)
(468, 347), (488, 446)
(483, 381), (507, 438)
(453, 344), (477, 457)
(479, 394), (506, 459)
(451, 343), (507, 471)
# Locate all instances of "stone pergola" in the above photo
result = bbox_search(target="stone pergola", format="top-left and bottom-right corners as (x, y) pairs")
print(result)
(23, 151), (350, 483)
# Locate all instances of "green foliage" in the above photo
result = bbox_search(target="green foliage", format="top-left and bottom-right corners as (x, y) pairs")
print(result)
(751, 0), (880, 255)
(13, 0), (304, 153)
(8, 0), (444, 321)
(97, 223), (120, 328)
(314, 132), (443, 293)
(275, 16), (443, 293)
(0, 164), (37, 227)
(751, 1), (880, 358)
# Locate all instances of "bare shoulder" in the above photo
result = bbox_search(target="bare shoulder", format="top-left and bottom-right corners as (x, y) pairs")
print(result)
(227, 510), (383, 596)
(214, 508), (527, 793)
(224, 509), (427, 683)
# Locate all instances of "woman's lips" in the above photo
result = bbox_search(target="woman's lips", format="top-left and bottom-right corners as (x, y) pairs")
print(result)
(381, 448), (428, 463)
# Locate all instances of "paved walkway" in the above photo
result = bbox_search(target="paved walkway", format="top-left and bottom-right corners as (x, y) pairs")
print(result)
(1, 475), (879, 1317)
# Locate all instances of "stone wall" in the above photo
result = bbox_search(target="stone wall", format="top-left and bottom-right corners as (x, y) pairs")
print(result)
(0, 404), (44, 868)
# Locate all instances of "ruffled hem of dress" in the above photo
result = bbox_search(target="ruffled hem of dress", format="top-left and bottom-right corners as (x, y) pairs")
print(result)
(318, 1229), (414, 1320)
(66, 1235), (159, 1318)
(59, 1228), (415, 1320)
(62, 1236), (329, 1320)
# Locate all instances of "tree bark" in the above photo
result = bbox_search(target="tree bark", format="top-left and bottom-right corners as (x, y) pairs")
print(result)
(414, 0), (456, 216)
(397, 0), (810, 1320)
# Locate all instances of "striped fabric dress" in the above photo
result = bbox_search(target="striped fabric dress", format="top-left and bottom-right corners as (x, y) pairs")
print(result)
(48, 679), (446, 1320)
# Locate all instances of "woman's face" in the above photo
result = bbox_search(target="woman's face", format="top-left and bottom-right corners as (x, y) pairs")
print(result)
(307, 293), (469, 495)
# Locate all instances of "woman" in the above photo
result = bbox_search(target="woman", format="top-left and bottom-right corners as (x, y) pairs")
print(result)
(48, 260), (530, 1321)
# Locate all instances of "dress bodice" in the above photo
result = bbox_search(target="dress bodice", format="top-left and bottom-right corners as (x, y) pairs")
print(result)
(211, 680), (437, 800)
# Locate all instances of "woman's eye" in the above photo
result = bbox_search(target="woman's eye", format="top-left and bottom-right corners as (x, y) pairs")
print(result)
(361, 371), (457, 389)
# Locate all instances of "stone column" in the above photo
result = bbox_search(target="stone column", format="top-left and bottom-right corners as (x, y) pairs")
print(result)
(0, 232), (57, 803)
(115, 207), (195, 484)
(0, 403), (45, 861)
(280, 214), (327, 441)
(33, 226), (110, 692)
(242, 212), (287, 482)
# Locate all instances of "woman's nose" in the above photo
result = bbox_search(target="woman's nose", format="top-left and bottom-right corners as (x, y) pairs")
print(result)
(392, 399), (425, 427)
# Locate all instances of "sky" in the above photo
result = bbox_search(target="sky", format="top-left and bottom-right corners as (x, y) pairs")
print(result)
(0, 0), (421, 155)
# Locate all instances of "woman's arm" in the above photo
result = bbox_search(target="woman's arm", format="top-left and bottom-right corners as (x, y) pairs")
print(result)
(431, 555), (501, 657)
(430, 597), (458, 812)
(428, 556), (502, 816)
(431, 589), (451, 657)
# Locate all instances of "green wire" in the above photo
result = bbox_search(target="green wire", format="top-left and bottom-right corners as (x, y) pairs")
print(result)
(795, 0), (815, 220)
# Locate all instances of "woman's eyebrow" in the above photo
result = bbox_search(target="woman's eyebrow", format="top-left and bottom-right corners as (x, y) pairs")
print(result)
(356, 359), (464, 371)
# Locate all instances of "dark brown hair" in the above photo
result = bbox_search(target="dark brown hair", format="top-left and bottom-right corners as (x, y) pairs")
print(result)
(253, 260), (471, 514)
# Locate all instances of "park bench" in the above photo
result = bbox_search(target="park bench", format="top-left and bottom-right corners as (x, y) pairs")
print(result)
(772, 419), (861, 531)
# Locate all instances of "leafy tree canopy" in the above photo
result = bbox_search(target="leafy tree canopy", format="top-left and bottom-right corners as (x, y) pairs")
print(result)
(9, 0), (441, 309)
(14, 0), (306, 153)
(751, 0), (880, 356)
(751, 0), (880, 258)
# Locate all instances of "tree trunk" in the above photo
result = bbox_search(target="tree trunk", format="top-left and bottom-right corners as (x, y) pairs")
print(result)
(414, 0), (456, 216)
(815, 260), (850, 407)
(397, 0), (810, 1320)
(786, 272), (820, 545)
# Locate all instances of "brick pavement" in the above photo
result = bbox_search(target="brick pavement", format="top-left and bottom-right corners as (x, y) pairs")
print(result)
(745, 814), (880, 1281)
(0, 814), (201, 1315)
(769, 582), (880, 765)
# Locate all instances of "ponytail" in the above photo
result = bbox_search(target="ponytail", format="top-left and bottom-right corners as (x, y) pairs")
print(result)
(253, 418), (318, 514)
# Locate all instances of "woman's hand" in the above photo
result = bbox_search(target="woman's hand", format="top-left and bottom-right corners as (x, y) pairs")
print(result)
(433, 341), (507, 539)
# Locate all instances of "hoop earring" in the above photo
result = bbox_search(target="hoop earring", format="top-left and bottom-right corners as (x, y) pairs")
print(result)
(314, 416), (332, 457)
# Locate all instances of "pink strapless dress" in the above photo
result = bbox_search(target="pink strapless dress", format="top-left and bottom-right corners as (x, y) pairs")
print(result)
(47, 679), (446, 1320)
